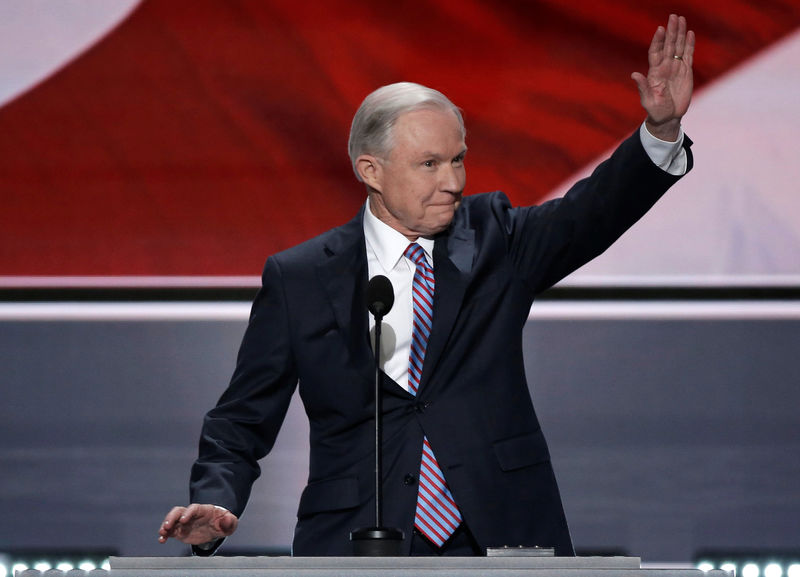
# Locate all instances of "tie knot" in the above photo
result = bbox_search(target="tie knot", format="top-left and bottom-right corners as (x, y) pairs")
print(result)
(405, 243), (427, 266)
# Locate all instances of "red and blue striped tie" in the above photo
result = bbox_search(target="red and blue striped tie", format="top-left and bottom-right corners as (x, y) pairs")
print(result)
(405, 243), (462, 546)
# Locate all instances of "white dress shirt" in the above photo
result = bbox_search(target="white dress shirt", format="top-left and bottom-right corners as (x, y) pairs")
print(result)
(363, 197), (435, 392)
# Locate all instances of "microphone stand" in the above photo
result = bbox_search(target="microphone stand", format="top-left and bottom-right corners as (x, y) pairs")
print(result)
(350, 284), (405, 556)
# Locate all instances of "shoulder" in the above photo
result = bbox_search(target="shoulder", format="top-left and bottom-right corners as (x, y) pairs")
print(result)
(271, 210), (364, 263)
(452, 191), (514, 228)
(450, 190), (542, 242)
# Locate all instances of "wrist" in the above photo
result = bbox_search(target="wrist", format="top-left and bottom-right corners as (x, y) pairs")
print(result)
(195, 539), (219, 551)
(644, 117), (681, 142)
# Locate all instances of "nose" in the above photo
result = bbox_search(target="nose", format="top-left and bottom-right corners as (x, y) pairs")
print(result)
(439, 162), (465, 194)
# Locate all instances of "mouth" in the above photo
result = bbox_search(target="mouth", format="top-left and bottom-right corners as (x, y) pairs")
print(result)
(429, 202), (458, 211)
(432, 196), (461, 207)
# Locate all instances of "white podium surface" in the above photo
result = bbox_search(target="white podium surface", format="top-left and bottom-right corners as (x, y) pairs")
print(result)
(15, 556), (733, 577)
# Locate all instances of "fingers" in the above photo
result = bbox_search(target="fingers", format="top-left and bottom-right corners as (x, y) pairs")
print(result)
(158, 506), (187, 543)
(647, 25), (665, 68)
(649, 14), (692, 67)
(158, 504), (204, 543)
(666, 14), (693, 61)
(673, 15), (687, 58)
(683, 30), (696, 68)
(181, 503), (203, 522)
(158, 504), (234, 545)
(663, 14), (678, 60)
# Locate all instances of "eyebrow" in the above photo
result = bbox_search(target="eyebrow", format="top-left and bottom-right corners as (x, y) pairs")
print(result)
(419, 147), (468, 160)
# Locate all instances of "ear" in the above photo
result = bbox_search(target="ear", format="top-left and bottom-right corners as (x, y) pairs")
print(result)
(355, 154), (383, 191)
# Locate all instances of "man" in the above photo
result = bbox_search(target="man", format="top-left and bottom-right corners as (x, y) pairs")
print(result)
(160, 14), (695, 556)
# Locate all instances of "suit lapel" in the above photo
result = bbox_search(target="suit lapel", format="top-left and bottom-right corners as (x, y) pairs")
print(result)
(419, 224), (475, 391)
(315, 207), (373, 384)
(315, 205), (476, 396)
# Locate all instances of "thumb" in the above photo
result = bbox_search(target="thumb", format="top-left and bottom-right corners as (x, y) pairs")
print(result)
(630, 72), (648, 96)
(218, 513), (239, 536)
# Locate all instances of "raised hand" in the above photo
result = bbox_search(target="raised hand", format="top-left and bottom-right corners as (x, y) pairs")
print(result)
(631, 14), (695, 141)
(158, 504), (238, 546)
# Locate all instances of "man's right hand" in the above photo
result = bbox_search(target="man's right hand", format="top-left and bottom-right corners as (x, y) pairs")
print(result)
(158, 504), (239, 545)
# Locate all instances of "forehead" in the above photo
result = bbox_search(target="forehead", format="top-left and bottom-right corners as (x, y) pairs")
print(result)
(390, 108), (465, 157)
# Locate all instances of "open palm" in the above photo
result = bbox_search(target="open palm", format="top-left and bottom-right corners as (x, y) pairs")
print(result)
(632, 14), (695, 140)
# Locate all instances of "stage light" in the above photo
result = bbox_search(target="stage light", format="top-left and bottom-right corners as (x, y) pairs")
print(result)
(695, 550), (800, 577)
(0, 562), (7, 577)
(742, 562), (761, 577)
(698, 561), (715, 572)
(0, 548), (115, 574)
(765, 563), (784, 577)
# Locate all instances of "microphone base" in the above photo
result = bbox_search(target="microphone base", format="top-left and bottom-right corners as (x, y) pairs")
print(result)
(350, 527), (405, 556)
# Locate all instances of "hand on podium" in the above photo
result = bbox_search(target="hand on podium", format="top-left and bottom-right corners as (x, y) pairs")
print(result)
(158, 504), (238, 546)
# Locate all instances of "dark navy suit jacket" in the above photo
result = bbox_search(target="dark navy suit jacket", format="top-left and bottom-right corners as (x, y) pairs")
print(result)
(190, 130), (693, 556)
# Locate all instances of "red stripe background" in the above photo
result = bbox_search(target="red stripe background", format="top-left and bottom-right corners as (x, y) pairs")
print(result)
(1, 0), (799, 277)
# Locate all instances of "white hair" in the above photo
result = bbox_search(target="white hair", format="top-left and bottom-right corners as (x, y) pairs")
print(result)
(347, 82), (465, 181)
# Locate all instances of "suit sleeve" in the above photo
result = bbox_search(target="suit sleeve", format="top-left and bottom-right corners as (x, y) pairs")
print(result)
(189, 256), (299, 518)
(501, 129), (693, 294)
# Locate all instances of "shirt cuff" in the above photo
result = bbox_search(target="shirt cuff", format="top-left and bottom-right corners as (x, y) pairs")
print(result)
(195, 539), (220, 551)
(639, 121), (688, 176)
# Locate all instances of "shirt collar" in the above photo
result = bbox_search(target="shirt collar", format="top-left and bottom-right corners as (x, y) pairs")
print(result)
(364, 197), (435, 270)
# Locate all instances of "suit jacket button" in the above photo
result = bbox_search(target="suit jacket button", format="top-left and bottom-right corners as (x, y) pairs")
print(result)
(404, 474), (416, 485)
(415, 402), (428, 413)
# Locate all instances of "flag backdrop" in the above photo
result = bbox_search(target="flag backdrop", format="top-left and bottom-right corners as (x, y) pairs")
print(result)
(1, 0), (799, 280)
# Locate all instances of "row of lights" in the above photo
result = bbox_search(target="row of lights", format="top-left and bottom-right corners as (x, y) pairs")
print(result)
(696, 561), (800, 577)
(0, 556), (110, 576)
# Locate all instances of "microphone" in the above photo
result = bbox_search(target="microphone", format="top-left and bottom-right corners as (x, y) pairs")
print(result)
(366, 275), (394, 318)
(351, 274), (404, 555)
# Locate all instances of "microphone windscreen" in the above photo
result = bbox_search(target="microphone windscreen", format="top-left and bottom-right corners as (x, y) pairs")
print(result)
(366, 275), (394, 317)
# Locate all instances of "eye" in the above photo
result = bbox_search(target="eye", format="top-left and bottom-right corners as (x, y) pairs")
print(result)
(452, 153), (465, 167)
(423, 160), (437, 168)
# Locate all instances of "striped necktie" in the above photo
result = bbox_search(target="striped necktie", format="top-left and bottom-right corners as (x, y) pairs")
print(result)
(405, 243), (462, 546)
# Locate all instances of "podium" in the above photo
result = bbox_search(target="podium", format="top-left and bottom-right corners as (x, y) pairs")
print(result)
(16, 556), (733, 576)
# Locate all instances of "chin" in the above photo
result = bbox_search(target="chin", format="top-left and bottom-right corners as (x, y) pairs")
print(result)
(416, 204), (458, 236)
(424, 217), (456, 237)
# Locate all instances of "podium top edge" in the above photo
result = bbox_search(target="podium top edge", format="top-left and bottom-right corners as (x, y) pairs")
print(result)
(110, 556), (641, 570)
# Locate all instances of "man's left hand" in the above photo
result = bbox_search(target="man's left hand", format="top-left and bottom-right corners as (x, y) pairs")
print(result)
(632, 14), (695, 141)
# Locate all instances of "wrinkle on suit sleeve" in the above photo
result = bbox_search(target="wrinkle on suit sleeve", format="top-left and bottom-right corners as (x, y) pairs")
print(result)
(190, 256), (299, 518)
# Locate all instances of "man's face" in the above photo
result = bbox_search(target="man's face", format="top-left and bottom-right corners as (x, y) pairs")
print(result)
(365, 107), (466, 240)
